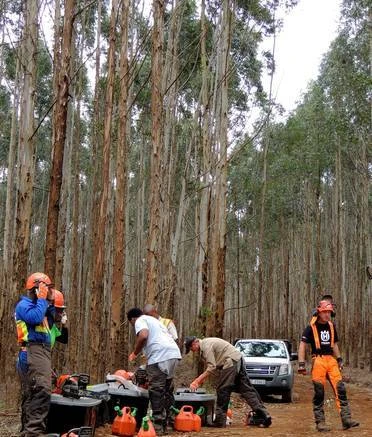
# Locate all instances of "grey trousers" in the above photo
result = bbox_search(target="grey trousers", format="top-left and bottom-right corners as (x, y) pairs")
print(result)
(24, 343), (51, 437)
(146, 359), (179, 432)
(214, 358), (266, 425)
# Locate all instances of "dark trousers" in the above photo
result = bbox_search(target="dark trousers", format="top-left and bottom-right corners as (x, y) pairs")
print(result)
(146, 363), (176, 432)
(17, 350), (29, 434)
(214, 358), (265, 425)
(20, 343), (51, 437)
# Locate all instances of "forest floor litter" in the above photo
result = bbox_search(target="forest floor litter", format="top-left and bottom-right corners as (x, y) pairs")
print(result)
(1, 367), (371, 436)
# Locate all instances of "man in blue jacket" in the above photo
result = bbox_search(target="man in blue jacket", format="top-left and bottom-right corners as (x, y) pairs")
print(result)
(15, 272), (55, 437)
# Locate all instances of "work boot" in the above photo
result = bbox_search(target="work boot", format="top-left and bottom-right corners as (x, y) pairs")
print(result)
(247, 409), (272, 428)
(212, 416), (227, 428)
(152, 418), (166, 436)
(256, 407), (272, 428)
(338, 380), (359, 431)
(316, 422), (331, 432)
(342, 419), (359, 430)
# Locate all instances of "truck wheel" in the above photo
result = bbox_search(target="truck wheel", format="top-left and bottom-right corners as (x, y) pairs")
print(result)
(282, 389), (292, 403)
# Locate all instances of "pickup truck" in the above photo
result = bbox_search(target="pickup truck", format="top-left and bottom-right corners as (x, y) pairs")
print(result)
(234, 338), (298, 402)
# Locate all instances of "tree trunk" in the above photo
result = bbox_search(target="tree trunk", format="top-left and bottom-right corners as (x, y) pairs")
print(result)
(2, 51), (21, 279)
(89, 0), (117, 380)
(146, 0), (164, 303)
(197, 0), (211, 334)
(208, 1), (231, 337)
(111, 0), (130, 370)
(44, 0), (75, 282)
(4, 0), (39, 406)
(161, 0), (184, 314)
(13, 0), (38, 290)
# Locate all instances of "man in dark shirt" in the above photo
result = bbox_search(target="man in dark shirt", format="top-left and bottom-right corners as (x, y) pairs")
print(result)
(298, 300), (359, 432)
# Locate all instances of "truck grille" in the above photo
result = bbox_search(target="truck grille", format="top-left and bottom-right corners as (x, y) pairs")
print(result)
(245, 365), (277, 376)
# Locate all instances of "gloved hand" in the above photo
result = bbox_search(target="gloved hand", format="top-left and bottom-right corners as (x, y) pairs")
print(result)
(36, 282), (49, 300)
(298, 362), (306, 375)
(337, 357), (343, 371)
(61, 311), (68, 325)
(128, 352), (137, 362)
(190, 375), (204, 391)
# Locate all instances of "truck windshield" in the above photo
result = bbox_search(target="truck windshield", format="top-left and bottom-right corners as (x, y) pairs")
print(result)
(236, 341), (287, 358)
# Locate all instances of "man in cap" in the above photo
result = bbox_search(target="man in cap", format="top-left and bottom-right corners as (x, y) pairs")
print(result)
(184, 336), (272, 428)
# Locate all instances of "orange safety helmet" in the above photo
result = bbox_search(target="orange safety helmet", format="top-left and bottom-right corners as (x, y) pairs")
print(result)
(317, 300), (334, 313)
(25, 272), (52, 290)
(54, 289), (66, 309)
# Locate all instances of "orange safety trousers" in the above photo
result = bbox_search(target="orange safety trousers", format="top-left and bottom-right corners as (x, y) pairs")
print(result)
(312, 355), (342, 411)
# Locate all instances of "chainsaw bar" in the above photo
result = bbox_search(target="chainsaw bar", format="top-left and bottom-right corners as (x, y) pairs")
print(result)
(62, 385), (110, 401)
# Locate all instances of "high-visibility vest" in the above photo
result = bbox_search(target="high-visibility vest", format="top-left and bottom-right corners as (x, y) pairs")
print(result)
(310, 319), (335, 353)
(159, 317), (173, 329)
(16, 317), (51, 345)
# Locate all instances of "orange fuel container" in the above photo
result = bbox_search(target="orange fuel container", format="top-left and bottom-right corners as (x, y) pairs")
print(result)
(111, 406), (137, 436)
(174, 405), (204, 432)
(137, 416), (156, 437)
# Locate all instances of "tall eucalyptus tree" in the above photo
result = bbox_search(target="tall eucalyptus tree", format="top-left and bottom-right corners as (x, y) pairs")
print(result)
(44, 0), (76, 284)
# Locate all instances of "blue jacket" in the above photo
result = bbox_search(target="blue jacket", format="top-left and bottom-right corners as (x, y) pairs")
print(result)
(15, 296), (55, 345)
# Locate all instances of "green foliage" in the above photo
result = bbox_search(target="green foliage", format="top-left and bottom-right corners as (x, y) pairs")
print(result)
(227, 0), (370, 250)
(3, 43), (18, 81)
(0, 87), (11, 164)
(199, 306), (212, 319)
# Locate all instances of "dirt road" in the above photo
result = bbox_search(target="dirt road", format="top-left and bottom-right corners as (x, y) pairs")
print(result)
(1, 372), (371, 436)
(95, 374), (371, 437)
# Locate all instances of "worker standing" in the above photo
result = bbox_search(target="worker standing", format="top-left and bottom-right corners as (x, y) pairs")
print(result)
(184, 336), (272, 428)
(298, 300), (359, 432)
(127, 308), (181, 435)
(15, 272), (56, 437)
(143, 303), (178, 342)
(50, 289), (69, 347)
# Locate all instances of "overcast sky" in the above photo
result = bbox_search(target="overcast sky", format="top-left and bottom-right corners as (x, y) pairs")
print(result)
(270, 0), (341, 112)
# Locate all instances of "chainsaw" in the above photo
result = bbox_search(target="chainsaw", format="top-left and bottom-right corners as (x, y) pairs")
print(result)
(55, 373), (110, 401)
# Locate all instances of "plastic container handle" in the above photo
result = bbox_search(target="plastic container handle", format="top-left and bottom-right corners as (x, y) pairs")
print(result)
(181, 405), (194, 413)
(196, 406), (205, 416)
(142, 417), (149, 431)
(114, 405), (123, 416)
(123, 406), (131, 415)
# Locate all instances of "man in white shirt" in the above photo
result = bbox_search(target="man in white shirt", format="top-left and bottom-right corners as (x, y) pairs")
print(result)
(143, 303), (178, 342)
(127, 308), (181, 435)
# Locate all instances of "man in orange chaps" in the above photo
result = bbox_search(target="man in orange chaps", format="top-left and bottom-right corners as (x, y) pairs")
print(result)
(298, 300), (359, 432)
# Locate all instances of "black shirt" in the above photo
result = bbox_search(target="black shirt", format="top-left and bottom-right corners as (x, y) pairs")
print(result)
(301, 321), (338, 355)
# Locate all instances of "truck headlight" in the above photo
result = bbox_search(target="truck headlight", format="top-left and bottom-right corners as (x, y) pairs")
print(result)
(279, 364), (289, 375)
